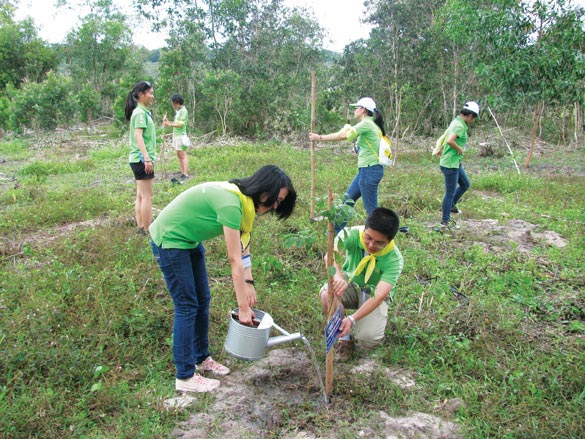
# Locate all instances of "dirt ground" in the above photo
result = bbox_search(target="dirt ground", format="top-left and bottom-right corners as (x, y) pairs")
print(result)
(429, 216), (568, 254)
(164, 349), (461, 439)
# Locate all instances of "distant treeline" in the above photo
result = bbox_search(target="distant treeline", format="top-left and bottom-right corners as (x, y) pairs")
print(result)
(1, 0), (583, 145)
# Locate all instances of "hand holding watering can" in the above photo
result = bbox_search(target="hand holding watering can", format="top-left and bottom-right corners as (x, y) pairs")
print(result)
(225, 309), (304, 361)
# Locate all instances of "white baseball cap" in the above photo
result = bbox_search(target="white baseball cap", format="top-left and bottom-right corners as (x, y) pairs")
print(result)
(349, 97), (377, 112)
(463, 101), (480, 117)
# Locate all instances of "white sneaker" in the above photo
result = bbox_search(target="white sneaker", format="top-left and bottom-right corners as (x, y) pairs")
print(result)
(198, 356), (231, 375)
(176, 374), (220, 393)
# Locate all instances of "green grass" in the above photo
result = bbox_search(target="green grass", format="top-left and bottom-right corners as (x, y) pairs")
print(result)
(0, 130), (584, 438)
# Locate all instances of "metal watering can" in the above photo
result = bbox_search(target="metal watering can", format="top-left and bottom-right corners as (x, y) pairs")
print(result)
(224, 309), (304, 361)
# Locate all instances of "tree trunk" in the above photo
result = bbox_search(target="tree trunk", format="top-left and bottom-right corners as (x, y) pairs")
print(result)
(575, 102), (583, 144)
(451, 49), (459, 119)
(524, 100), (544, 168)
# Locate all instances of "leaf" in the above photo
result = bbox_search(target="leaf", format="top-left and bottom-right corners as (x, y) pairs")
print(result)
(90, 381), (102, 393)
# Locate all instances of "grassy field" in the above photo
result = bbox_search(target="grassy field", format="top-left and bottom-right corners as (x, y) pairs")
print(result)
(0, 127), (583, 438)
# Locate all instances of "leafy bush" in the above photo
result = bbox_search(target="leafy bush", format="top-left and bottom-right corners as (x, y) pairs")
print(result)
(7, 72), (78, 132)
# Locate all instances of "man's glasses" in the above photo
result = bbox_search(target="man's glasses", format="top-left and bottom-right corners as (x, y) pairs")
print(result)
(363, 232), (389, 249)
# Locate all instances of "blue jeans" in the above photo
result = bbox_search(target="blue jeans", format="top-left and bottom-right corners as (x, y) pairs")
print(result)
(336, 165), (384, 233)
(150, 241), (211, 379)
(440, 164), (470, 224)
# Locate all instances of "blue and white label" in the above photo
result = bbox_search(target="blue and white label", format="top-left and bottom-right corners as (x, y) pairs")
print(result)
(324, 304), (343, 354)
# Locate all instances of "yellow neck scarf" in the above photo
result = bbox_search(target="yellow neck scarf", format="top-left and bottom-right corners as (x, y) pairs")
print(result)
(218, 182), (256, 249)
(351, 229), (395, 283)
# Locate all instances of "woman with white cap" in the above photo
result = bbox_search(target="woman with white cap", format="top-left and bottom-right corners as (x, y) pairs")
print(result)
(436, 101), (479, 231)
(309, 97), (386, 231)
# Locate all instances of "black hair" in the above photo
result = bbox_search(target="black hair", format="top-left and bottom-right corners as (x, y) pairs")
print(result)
(170, 94), (184, 105)
(125, 81), (152, 121)
(365, 207), (399, 241)
(461, 109), (478, 118)
(366, 108), (386, 136)
(229, 165), (297, 220)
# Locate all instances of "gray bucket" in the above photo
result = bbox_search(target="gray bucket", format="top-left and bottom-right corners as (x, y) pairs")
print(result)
(224, 308), (303, 361)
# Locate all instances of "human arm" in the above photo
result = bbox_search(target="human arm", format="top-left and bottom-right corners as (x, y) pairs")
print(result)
(134, 127), (154, 174)
(309, 131), (349, 142)
(446, 132), (464, 155)
(337, 280), (393, 338)
(241, 246), (256, 306)
(309, 124), (353, 142)
(163, 119), (185, 128)
(164, 109), (186, 128)
(224, 226), (255, 325)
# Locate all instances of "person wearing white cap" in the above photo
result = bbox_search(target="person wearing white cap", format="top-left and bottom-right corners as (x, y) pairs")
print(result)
(309, 97), (386, 231)
(435, 101), (479, 231)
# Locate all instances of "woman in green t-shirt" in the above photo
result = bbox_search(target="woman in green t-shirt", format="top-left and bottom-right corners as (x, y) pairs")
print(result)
(125, 81), (156, 235)
(150, 165), (297, 393)
(309, 97), (386, 232)
(437, 101), (479, 230)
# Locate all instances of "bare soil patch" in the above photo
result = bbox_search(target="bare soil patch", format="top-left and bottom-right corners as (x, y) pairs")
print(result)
(458, 218), (568, 253)
(164, 349), (461, 439)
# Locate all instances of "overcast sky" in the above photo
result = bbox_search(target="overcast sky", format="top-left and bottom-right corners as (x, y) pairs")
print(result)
(14, 0), (372, 52)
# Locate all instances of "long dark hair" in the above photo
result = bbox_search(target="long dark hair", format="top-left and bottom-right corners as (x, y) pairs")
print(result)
(366, 108), (386, 137)
(125, 81), (152, 121)
(229, 165), (297, 219)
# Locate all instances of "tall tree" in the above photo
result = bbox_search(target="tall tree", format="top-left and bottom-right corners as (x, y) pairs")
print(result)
(137, 0), (324, 137)
(440, 0), (585, 165)
(155, 21), (208, 138)
(0, 13), (57, 91)
(62, 0), (136, 114)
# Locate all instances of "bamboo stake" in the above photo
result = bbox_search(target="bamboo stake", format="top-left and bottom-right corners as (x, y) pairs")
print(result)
(325, 187), (336, 397)
(487, 107), (521, 175)
(160, 114), (169, 180)
(310, 70), (316, 222)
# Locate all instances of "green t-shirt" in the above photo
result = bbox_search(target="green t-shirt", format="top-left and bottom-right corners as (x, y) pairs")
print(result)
(129, 103), (156, 163)
(347, 117), (382, 168)
(149, 182), (243, 249)
(173, 106), (188, 136)
(336, 226), (403, 291)
(439, 116), (468, 169)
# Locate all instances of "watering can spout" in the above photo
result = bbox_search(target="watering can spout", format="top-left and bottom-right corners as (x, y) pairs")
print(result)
(266, 332), (303, 348)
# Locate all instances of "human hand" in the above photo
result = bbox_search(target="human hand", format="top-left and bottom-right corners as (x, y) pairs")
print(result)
(337, 317), (353, 338)
(144, 161), (154, 174)
(331, 273), (348, 297)
(237, 306), (255, 326)
(309, 132), (321, 142)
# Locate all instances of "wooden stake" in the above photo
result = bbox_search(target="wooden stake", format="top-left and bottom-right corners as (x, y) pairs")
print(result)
(487, 107), (521, 175)
(325, 187), (336, 397)
(310, 70), (316, 222)
(160, 114), (169, 180)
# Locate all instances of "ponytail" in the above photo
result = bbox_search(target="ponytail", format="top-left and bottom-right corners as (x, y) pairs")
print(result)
(367, 108), (386, 137)
(125, 91), (137, 121)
